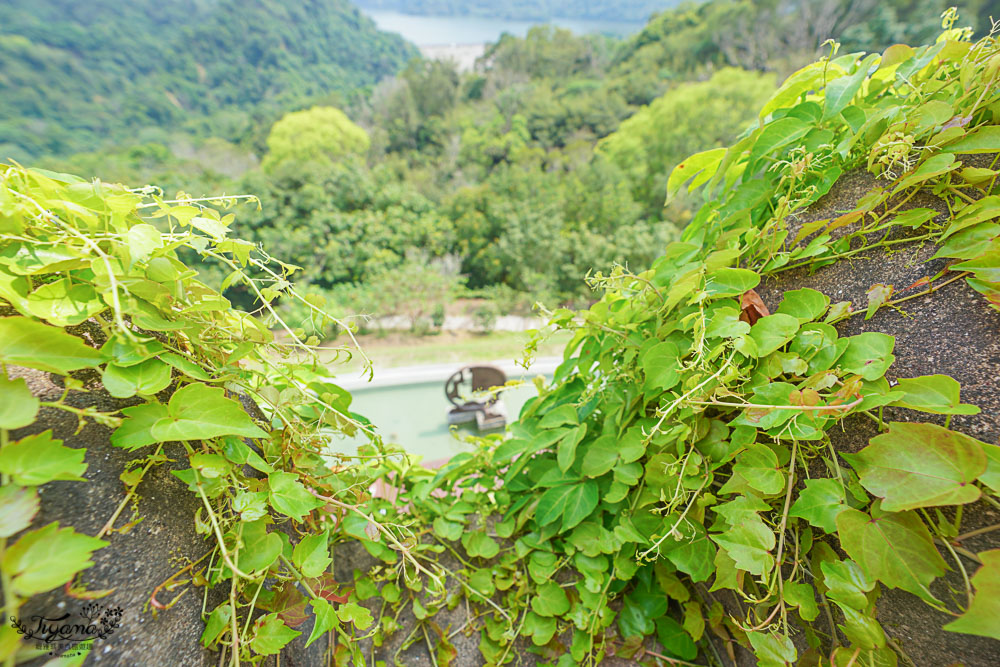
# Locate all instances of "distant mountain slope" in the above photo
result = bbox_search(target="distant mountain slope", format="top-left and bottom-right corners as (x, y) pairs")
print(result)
(355, 0), (683, 22)
(0, 0), (418, 160)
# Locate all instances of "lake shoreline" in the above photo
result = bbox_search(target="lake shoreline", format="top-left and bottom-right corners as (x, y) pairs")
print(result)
(359, 7), (644, 47)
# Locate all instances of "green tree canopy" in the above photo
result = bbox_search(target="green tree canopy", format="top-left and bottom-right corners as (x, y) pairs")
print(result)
(263, 107), (371, 170)
(598, 67), (776, 215)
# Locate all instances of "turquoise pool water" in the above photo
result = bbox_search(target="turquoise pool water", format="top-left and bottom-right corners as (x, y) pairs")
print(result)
(329, 379), (541, 461)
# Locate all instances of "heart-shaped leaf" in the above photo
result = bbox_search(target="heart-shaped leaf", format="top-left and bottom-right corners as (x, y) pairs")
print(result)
(890, 375), (981, 415)
(845, 422), (986, 511)
(151, 384), (266, 442)
(836, 508), (947, 605)
(944, 549), (1000, 639)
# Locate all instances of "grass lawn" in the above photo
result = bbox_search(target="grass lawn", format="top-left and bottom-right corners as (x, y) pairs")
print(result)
(320, 329), (573, 372)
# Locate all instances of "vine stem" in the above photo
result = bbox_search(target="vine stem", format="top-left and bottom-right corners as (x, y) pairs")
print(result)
(495, 606), (527, 666)
(886, 635), (918, 667)
(1, 429), (16, 667)
(933, 538), (982, 564)
(830, 271), (972, 325)
(646, 353), (736, 442)
(306, 490), (445, 591)
(97, 444), (164, 539)
(149, 549), (214, 610)
(686, 395), (865, 411)
(954, 522), (1000, 542)
(638, 476), (709, 561)
(772, 435), (799, 636)
(189, 462), (257, 581)
(11, 190), (134, 338)
(136, 194), (259, 209)
(278, 554), (319, 600)
(744, 602), (781, 632)
(771, 232), (937, 275)
(432, 561), (512, 624)
(420, 623), (440, 667)
(938, 537), (974, 610)
(644, 648), (704, 666)
(229, 567), (240, 667)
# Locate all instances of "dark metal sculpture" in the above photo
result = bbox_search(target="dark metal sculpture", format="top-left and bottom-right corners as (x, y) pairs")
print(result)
(444, 365), (508, 431)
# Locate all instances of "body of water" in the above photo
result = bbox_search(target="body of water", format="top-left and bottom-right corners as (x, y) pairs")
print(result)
(361, 9), (644, 46)
(331, 380), (540, 461)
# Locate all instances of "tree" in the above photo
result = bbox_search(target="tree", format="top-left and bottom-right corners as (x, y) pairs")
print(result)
(598, 68), (776, 215)
(263, 106), (370, 171)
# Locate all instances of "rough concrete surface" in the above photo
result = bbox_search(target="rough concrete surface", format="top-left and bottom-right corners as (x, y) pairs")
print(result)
(3, 364), (330, 667)
(745, 168), (1000, 667)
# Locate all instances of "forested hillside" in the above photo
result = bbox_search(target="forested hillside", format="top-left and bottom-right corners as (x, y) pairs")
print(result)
(4, 0), (999, 330)
(0, 0), (417, 161)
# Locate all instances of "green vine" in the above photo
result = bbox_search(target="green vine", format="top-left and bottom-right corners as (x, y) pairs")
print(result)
(3, 8), (1000, 667)
(0, 166), (429, 665)
(343, 10), (1000, 667)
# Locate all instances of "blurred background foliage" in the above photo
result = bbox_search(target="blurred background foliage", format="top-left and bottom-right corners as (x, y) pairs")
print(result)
(3, 0), (998, 334)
